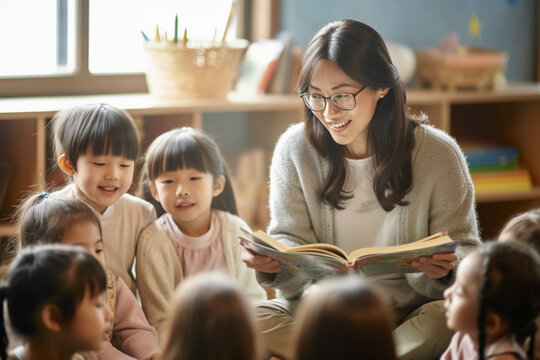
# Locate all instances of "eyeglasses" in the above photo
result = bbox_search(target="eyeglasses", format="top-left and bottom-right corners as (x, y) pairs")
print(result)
(300, 86), (367, 112)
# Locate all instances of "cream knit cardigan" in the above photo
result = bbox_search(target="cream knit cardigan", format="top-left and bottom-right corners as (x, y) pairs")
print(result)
(136, 210), (266, 342)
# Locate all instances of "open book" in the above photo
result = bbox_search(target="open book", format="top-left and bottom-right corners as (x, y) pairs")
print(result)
(239, 229), (458, 277)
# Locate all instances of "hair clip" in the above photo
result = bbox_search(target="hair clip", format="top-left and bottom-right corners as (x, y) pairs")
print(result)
(38, 192), (49, 200)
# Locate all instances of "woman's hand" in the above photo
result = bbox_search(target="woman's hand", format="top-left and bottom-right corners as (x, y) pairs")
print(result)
(240, 242), (282, 273)
(411, 252), (457, 279)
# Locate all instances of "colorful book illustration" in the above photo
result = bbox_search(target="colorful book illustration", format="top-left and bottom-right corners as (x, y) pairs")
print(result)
(234, 38), (287, 94)
(239, 229), (457, 277)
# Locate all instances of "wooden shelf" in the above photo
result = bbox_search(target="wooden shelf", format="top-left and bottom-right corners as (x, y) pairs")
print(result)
(2, 84), (540, 239)
(476, 186), (540, 204)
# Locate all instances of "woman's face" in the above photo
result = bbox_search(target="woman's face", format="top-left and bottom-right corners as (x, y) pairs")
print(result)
(308, 59), (385, 159)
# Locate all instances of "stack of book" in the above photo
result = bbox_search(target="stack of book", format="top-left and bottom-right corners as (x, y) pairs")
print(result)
(462, 142), (532, 195)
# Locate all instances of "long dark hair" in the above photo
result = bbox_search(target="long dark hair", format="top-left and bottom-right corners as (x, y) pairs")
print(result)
(144, 127), (238, 215)
(476, 241), (540, 360)
(297, 19), (420, 211)
(0, 244), (106, 360)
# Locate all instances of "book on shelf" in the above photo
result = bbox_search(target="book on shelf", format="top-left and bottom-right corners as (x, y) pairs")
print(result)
(0, 161), (13, 211)
(471, 169), (532, 194)
(239, 229), (458, 278)
(234, 37), (287, 95)
(267, 32), (293, 94)
(462, 142), (518, 170)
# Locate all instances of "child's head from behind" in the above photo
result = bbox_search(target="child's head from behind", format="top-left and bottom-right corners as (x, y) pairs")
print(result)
(145, 127), (237, 235)
(51, 103), (139, 213)
(498, 208), (540, 255)
(0, 244), (108, 359)
(293, 276), (396, 360)
(15, 193), (105, 268)
(444, 241), (540, 358)
(162, 272), (259, 360)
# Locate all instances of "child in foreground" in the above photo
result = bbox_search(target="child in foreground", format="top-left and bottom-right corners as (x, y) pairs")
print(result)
(51, 103), (156, 294)
(14, 193), (160, 359)
(442, 241), (540, 360)
(498, 208), (540, 360)
(160, 272), (260, 360)
(136, 127), (265, 341)
(293, 275), (396, 360)
(0, 244), (109, 360)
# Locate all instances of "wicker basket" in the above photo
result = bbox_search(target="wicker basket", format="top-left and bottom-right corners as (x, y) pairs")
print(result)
(415, 47), (507, 91)
(144, 39), (248, 100)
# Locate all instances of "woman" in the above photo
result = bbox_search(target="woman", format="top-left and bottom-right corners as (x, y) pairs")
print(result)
(241, 19), (480, 360)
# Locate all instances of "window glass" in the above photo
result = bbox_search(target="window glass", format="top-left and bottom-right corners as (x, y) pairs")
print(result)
(0, 0), (76, 77)
(88, 0), (236, 74)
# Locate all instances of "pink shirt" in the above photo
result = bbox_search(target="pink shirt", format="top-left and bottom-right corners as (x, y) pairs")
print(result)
(441, 332), (526, 360)
(158, 210), (228, 277)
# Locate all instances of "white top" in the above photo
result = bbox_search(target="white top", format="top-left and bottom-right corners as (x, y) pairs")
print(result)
(333, 157), (413, 308)
(334, 157), (398, 252)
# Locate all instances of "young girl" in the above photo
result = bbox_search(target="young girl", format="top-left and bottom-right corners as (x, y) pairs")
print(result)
(51, 103), (156, 294)
(0, 244), (109, 360)
(293, 276), (396, 360)
(442, 241), (540, 360)
(242, 19), (480, 359)
(498, 208), (540, 360)
(136, 127), (266, 341)
(14, 193), (160, 360)
(161, 272), (260, 360)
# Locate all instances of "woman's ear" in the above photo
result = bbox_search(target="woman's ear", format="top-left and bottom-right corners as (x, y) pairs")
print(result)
(148, 181), (160, 202)
(212, 175), (226, 197)
(379, 88), (390, 99)
(58, 154), (75, 175)
(41, 304), (63, 333)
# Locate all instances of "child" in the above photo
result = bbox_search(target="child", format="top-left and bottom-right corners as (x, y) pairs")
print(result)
(14, 193), (160, 360)
(498, 208), (540, 360)
(160, 272), (260, 360)
(136, 127), (266, 341)
(0, 244), (109, 360)
(293, 276), (396, 360)
(51, 103), (156, 294)
(442, 241), (540, 360)
(498, 208), (540, 253)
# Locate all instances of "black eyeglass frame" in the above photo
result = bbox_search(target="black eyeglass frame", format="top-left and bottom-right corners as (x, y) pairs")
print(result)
(300, 86), (367, 112)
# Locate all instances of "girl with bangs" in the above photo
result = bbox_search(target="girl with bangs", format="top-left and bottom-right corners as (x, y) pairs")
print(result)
(136, 127), (265, 343)
(0, 244), (109, 360)
(51, 103), (157, 295)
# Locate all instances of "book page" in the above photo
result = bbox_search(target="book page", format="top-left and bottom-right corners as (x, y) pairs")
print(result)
(347, 233), (452, 261)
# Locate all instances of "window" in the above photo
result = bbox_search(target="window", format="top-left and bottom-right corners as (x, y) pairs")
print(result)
(0, 0), (76, 77)
(0, 0), (243, 97)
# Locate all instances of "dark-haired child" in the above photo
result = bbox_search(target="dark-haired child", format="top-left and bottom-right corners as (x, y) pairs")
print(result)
(13, 193), (160, 359)
(293, 276), (397, 360)
(51, 103), (156, 295)
(498, 208), (540, 360)
(442, 241), (540, 360)
(137, 127), (266, 342)
(160, 272), (261, 360)
(0, 244), (110, 360)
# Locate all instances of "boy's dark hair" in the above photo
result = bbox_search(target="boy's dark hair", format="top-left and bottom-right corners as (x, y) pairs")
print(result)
(476, 241), (540, 360)
(297, 19), (422, 211)
(0, 244), (106, 360)
(13, 192), (102, 248)
(144, 127), (238, 215)
(51, 103), (139, 170)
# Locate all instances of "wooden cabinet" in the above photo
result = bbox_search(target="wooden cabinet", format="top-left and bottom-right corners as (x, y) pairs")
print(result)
(2, 84), (540, 239)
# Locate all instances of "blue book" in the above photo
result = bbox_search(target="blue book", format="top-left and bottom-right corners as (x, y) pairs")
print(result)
(463, 145), (518, 167)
